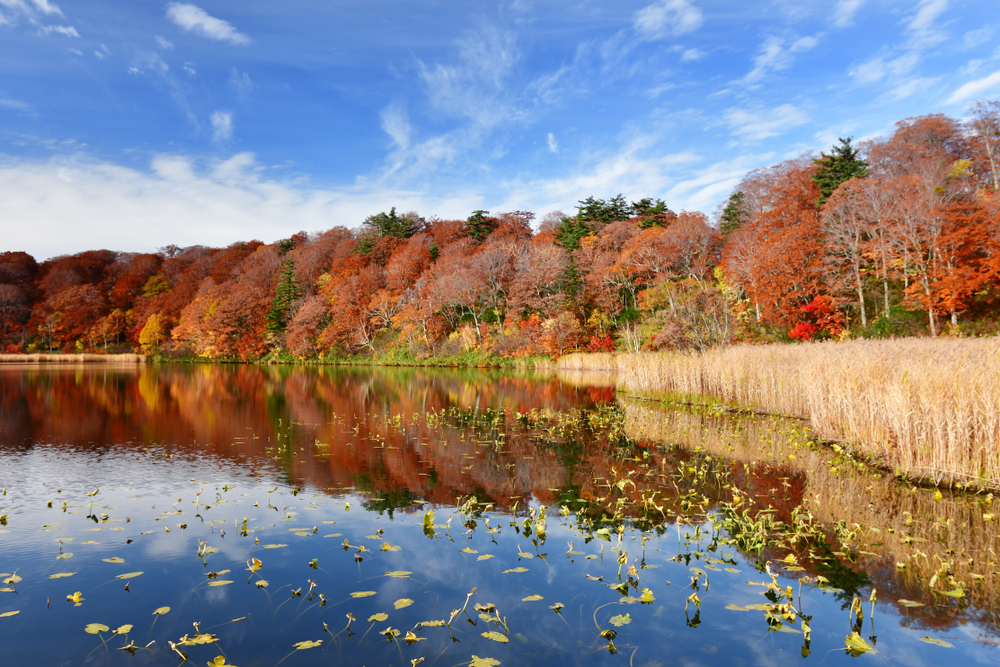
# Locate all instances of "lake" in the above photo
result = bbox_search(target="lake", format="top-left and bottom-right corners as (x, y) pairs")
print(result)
(0, 363), (996, 666)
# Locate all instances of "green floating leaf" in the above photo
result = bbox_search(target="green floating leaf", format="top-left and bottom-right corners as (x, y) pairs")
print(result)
(640, 588), (655, 603)
(369, 613), (389, 622)
(521, 595), (543, 602)
(181, 634), (218, 646)
(102, 557), (125, 564)
(394, 598), (414, 609)
(293, 640), (323, 650)
(351, 591), (377, 598)
(503, 567), (528, 574)
(481, 631), (509, 643)
(470, 656), (500, 667)
(116, 572), (144, 580)
(920, 637), (954, 648)
(419, 620), (446, 627)
(262, 544), (288, 549)
(49, 572), (76, 579)
(85, 623), (109, 635)
(940, 588), (965, 599)
(609, 614), (631, 627)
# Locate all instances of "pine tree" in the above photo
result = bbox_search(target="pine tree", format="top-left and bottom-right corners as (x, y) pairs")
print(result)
(553, 218), (593, 250)
(266, 257), (303, 333)
(719, 191), (748, 236)
(465, 210), (498, 243)
(812, 138), (868, 206)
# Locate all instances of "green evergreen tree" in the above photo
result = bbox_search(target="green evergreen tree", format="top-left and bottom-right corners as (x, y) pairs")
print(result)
(719, 191), (748, 236)
(465, 210), (497, 243)
(577, 194), (631, 225)
(553, 218), (593, 251)
(266, 257), (303, 334)
(812, 138), (869, 206)
(362, 207), (423, 239)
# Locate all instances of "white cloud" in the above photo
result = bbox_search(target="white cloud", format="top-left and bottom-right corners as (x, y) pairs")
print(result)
(38, 24), (79, 37)
(210, 111), (233, 142)
(723, 104), (809, 141)
(0, 152), (482, 259)
(946, 69), (1000, 105)
(742, 35), (818, 84)
(228, 68), (254, 98)
(547, 132), (557, 153)
(907, 0), (948, 46)
(93, 44), (110, 60)
(681, 48), (704, 62)
(634, 0), (703, 39)
(0, 95), (30, 111)
(30, 0), (61, 15)
(833, 0), (865, 28)
(155, 35), (174, 50)
(850, 52), (918, 84)
(380, 104), (411, 151)
(888, 76), (940, 100)
(183, 62), (196, 76)
(963, 27), (994, 49)
(166, 3), (250, 45)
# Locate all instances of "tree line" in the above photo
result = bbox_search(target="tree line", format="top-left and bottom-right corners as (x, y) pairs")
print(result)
(2, 100), (999, 360)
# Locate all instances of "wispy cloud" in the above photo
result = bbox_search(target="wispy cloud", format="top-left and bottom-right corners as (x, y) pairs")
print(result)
(833, 0), (865, 28)
(211, 111), (233, 142)
(963, 27), (995, 49)
(155, 35), (174, 50)
(724, 103), (808, 141)
(380, 104), (411, 151)
(0, 94), (30, 111)
(547, 132), (558, 153)
(38, 24), (79, 37)
(906, 0), (949, 47)
(850, 52), (918, 84)
(741, 35), (819, 84)
(681, 48), (704, 62)
(228, 68), (254, 99)
(166, 3), (250, 45)
(946, 69), (1000, 105)
(634, 0), (704, 39)
(94, 44), (111, 59)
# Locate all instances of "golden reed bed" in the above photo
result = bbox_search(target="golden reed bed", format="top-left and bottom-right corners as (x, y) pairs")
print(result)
(0, 353), (145, 364)
(555, 338), (1000, 490)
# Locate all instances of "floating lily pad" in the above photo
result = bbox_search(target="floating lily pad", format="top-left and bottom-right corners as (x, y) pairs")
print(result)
(0, 611), (19, 618)
(293, 640), (323, 650)
(481, 631), (509, 643)
(503, 567), (528, 574)
(116, 572), (143, 580)
(921, 637), (954, 648)
(49, 572), (76, 579)
(84, 623), (109, 635)
(609, 614), (631, 627)
(522, 595), (543, 602)
(394, 598), (414, 609)
(351, 591), (377, 598)
(369, 613), (389, 622)
(385, 571), (412, 578)
(208, 580), (233, 587)
(262, 544), (288, 549)
(152, 607), (170, 616)
(102, 557), (125, 564)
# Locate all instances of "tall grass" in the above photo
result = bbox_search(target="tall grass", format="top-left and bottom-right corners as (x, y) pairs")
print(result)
(556, 338), (1000, 489)
(0, 353), (145, 363)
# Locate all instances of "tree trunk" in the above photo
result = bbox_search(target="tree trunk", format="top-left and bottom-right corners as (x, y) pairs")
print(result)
(855, 271), (867, 328)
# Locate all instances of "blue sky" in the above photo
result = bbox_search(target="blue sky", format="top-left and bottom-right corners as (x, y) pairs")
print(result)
(1, 0), (998, 259)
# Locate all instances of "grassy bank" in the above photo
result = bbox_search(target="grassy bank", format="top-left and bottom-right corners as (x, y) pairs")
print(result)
(555, 338), (1000, 490)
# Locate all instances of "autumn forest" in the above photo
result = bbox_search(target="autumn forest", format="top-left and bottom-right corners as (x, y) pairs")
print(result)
(3, 101), (1000, 362)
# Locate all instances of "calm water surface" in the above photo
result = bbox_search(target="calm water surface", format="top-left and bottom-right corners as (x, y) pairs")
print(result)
(0, 364), (997, 667)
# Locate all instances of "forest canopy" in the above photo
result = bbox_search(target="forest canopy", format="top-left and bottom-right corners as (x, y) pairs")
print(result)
(3, 101), (1000, 360)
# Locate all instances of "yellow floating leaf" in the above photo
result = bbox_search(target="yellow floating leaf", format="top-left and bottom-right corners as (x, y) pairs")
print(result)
(351, 591), (377, 598)
(609, 613), (631, 627)
(921, 637), (954, 648)
(256, 580), (269, 588)
(385, 571), (412, 578)
(208, 581), (234, 587)
(470, 657), (500, 667)
(521, 595), (543, 602)
(84, 623), (109, 634)
(0, 611), (19, 618)
(460, 548), (478, 554)
(67, 591), (84, 604)
(476, 554), (494, 561)
(49, 572), (76, 579)
(57, 553), (73, 560)
(293, 640), (323, 650)
(503, 567), (528, 574)
(394, 598), (414, 609)
(116, 572), (144, 580)
(181, 633), (218, 646)
(262, 544), (288, 549)
(102, 557), (125, 564)
(481, 631), (509, 643)
(369, 613), (389, 622)
(114, 624), (133, 634)
(152, 607), (170, 616)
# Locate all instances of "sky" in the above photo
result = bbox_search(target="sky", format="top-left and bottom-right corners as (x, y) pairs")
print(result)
(1, 0), (999, 260)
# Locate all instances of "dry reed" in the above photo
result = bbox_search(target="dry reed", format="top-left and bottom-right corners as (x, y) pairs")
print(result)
(0, 353), (146, 364)
(556, 338), (1000, 489)
(624, 401), (1000, 619)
